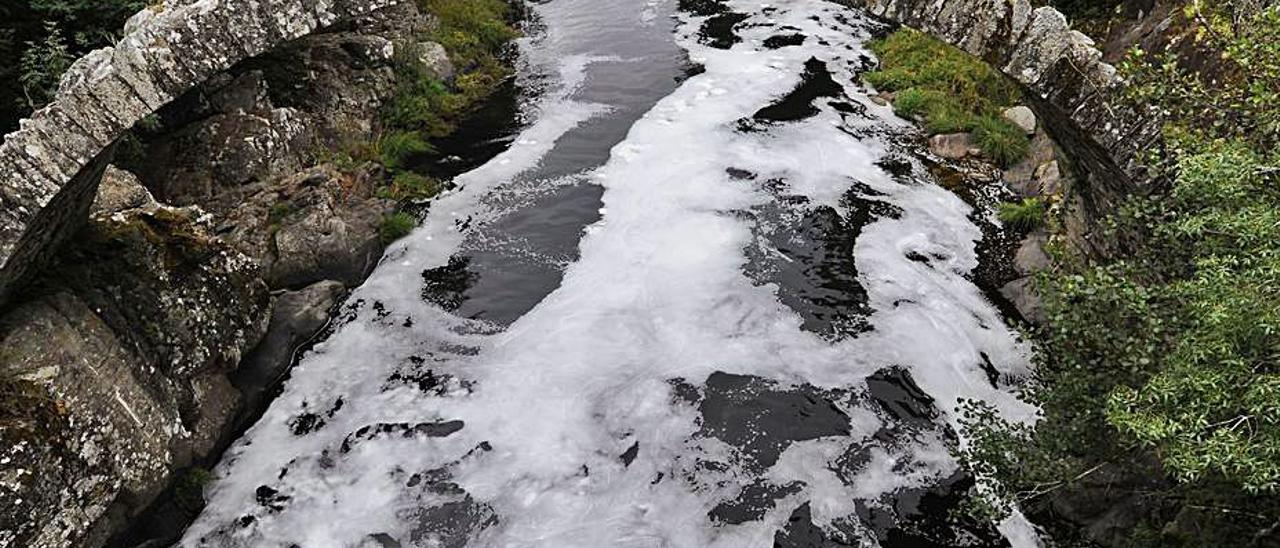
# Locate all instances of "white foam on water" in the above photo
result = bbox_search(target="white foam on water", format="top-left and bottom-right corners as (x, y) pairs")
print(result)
(184, 1), (1041, 546)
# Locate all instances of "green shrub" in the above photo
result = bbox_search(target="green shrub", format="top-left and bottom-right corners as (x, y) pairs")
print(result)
(959, 6), (1280, 543)
(17, 21), (72, 111)
(378, 131), (433, 171)
(996, 197), (1045, 230)
(385, 170), (442, 201)
(379, 211), (418, 243)
(2, 0), (147, 130)
(973, 115), (1030, 166)
(173, 467), (216, 516)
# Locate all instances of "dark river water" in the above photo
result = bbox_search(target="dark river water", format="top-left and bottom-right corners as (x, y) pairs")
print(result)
(181, 0), (1043, 546)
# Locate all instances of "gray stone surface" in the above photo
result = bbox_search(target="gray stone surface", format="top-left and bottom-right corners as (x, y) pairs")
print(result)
(1002, 105), (1037, 134)
(0, 0), (406, 307)
(1000, 276), (1044, 323)
(90, 166), (157, 217)
(1014, 232), (1052, 275)
(235, 280), (346, 413)
(928, 132), (976, 159)
(418, 41), (457, 81)
(0, 204), (270, 548)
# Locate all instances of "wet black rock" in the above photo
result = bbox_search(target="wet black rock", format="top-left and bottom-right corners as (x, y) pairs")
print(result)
(696, 372), (851, 470)
(678, 0), (730, 16)
(865, 366), (938, 427)
(753, 58), (844, 123)
(710, 480), (805, 525)
(340, 421), (466, 453)
(422, 256), (479, 312)
(764, 34), (807, 49)
(620, 441), (640, 467)
(700, 12), (751, 50)
(774, 503), (858, 547)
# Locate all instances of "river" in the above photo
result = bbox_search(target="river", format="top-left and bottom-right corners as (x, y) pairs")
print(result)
(180, 0), (1041, 546)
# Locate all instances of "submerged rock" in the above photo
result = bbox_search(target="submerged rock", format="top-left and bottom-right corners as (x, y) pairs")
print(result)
(928, 132), (976, 159)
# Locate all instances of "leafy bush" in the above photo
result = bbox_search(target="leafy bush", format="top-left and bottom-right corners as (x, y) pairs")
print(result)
(17, 21), (71, 111)
(1, 0), (145, 130)
(378, 130), (434, 172)
(960, 5), (1280, 544)
(379, 211), (418, 243)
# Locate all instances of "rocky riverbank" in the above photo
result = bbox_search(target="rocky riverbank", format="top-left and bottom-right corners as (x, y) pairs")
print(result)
(0, 1), (516, 546)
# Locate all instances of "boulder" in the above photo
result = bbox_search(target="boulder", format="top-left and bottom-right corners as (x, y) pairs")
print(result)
(210, 164), (394, 290)
(234, 280), (347, 412)
(1002, 129), (1058, 197)
(91, 166), (158, 218)
(0, 205), (270, 548)
(928, 133), (976, 159)
(1002, 105), (1037, 134)
(418, 41), (456, 81)
(1014, 232), (1052, 275)
(1035, 160), (1063, 195)
(1000, 277), (1044, 323)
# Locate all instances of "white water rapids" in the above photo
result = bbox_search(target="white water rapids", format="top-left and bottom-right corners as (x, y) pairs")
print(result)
(182, 0), (1041, 546)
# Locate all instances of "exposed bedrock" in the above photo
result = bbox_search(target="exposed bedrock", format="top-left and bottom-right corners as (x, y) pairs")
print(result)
(0, 1), (455, 545)
(0, 0), (407, 308)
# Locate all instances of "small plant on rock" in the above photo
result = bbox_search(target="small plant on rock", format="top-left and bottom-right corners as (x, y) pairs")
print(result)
(973, 115), (1030, 167)
(996, 197), (1045, 230)
(380, 211), (418, 244)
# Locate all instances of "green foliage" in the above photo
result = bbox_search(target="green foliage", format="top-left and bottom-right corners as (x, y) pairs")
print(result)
(996, 197), (1045, 230)
(363, 0), (516, 210)
(385, 0), (517, 140)
(17, 21), (72, 111)
(0, 0), (145, 130)
(173, 467), (215, 516)
(960, 6), (1280, 543)
(972, 115), (1030, 167)
(378, 130), (434, 172)
(867, 28), (1027, 164)
(866, 28), (1019, 112)
(1122, 6), (1280, 154)
(379, 211), (418, 243)
(421, 0), (518, 69)
(382, 171), (442, 202)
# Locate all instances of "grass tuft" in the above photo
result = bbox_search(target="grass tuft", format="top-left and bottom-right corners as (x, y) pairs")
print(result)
(380, 211), (419, 243)
(868, 28), (1029, 165)
(378, 131), (434, 172)
(973, 116), (1031, 167)
(996, 197), (1046, 230)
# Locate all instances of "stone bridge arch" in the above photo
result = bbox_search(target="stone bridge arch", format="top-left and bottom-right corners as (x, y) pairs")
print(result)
(855, 0), (1162, 254)
(0, 0), (405, 306)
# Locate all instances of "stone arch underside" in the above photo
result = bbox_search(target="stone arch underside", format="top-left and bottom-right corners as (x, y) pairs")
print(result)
(0, 0), (405, 306)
